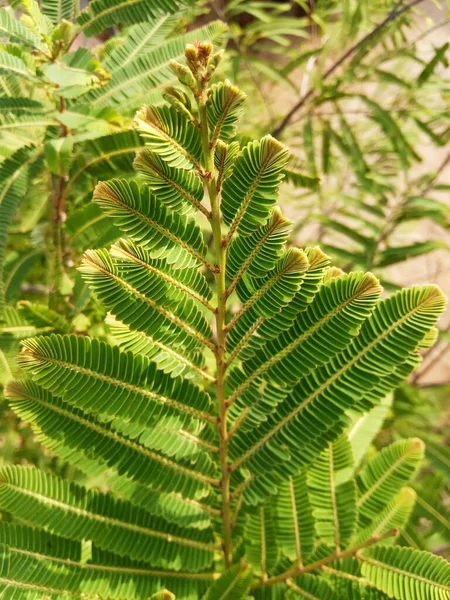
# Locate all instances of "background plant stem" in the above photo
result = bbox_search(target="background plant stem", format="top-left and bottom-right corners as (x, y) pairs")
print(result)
(272, 0), (426, 139)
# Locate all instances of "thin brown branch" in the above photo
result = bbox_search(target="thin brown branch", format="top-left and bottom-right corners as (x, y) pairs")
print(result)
(421, 150), (450, 196)
(250, 528), (399, 589)
(406, 16), (450, 49)
(272, 0), (426, 138)
(372, 149), (450, 263)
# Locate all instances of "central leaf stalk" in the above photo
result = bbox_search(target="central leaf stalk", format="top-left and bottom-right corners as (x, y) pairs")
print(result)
(196, 78), (232, 566)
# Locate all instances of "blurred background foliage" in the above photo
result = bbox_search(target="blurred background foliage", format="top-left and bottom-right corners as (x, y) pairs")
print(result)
(0, 0), (448, 558)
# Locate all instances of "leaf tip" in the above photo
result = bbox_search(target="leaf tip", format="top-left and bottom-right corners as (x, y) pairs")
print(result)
(406, 437), (425, 455)
(398, 486), (417, 505)
(359, 272), (383, 297)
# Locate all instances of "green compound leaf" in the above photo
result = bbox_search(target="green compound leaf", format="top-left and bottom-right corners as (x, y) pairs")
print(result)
(200, 563), (252, 600)
(18, 334), (215, 431)
(353, 487), (416, 546)
(207, 80), (247, 145)
(356, 438), (425, 527)
(0, 465), (216, 571)
(6, 379), (217, 508)
(360, 546), (450, 600)
(244, 504), (279, 577)
(80, 249), (214, 353)
(222, 135), (289, 238)
(307, 435), (357, 550)
(135, 148), (207, 216)
(287, 573), (339, 599)
(0, 8), (48, 50)
(227, 206), (293, 285)
(275, 471), (315, 564)
(229, 286), (445, 505)
(0, 537), (212, 599)
(77, 0), (181, 37)
(93, 179), (210, 270)
(135, 104), (202, 171)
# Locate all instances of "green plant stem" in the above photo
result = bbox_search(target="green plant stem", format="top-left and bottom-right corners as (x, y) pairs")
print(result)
(49, 96), (71, 306)
(197, 96), (232, 567)
(251, 528), (399, 589)
(54, 98), (68, 229)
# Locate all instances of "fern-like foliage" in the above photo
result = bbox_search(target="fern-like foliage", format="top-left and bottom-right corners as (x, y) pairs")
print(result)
(0, 1), (227, 328)
(230, 1), (449, 294)
(2, 41), (449, 600)
(375, 379), (450, 556)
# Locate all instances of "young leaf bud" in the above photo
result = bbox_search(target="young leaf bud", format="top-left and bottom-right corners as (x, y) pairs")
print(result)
(51, 20), (73, 49)
(197, 41), (213, 63)
(162, 93), (195, 123)
(168, 60), (196, 89)
(184, 44), (199, 72)
(164, 86), (192, 111)
(207, 50), (225, 76)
